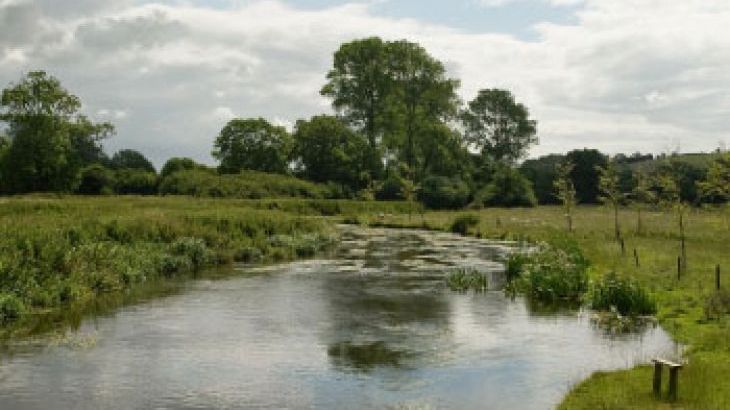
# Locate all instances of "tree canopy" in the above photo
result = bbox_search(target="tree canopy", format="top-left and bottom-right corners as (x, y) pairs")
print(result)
(111, 149), (156, 173)
(212, 118), (292, 174)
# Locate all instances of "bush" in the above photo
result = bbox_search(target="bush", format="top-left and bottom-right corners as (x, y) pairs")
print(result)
(450, 214), (480, 235)
(160, 157), (203, 178)
(115, 169), (158, 195)
(77, 164), (116, 195)
(0, 293), (25, 324)
(473, 166), (537, 207)
(588, 272), (656, 316)
(418, 176), (470, 209)
(375, 174), (409, 201)
(158, 169), (332, 199)
(170, 237), (214, 271)
(509, 242), (589, 303)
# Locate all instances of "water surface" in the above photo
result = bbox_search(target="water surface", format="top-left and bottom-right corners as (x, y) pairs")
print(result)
(0, 227), (675, 409)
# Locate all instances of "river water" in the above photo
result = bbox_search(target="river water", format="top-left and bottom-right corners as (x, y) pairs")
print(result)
(0, 227), (675, 409)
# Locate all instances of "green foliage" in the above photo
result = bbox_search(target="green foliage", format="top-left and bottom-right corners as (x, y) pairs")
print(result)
(418, 175), (470, 209)
(554, 161), (577, 231)
(77, 164), (115, 195)
(160, 157), (203, 178)
(110, 149), (155, 173)
(446, 268), (488, 292)
(519, 154), (564, 205)
(159, 169), (332, 199)
(0, 196), (332, 327)
(698, 152), (730, 202)
(473, 165), (537, 207)
(213, 117), (291, 174)
(114, 169), (158, 195)
(0, 71), (113, 194)
(588, 272), (656, 316)
(461, 88), (538, 164)
(449, 214), (480, 235)
(293, 115), (370, 190)
(0, 293), (25, 324)
(565, 149), (608, 204)
(656, 156), (707, 203)
(509, 242), (589, 303)
(375, 174), (409, 201)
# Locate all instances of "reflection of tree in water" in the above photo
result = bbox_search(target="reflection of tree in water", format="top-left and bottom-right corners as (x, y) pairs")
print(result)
(322, 231), (456, 373)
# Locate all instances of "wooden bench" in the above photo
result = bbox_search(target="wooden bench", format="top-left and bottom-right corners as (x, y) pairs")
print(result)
(652, 358), (683, 401)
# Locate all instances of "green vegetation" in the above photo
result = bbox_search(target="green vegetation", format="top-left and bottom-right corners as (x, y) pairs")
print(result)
(449, 214), (480, 235)
(445, 268), (488, 292)
(588, 272), (656, 316)
(0, 196), (335, 337)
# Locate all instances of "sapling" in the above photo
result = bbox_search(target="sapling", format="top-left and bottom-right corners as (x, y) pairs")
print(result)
(657, 172), (688, 273)
(597, 162), (625, 243)
(631, 170), (657, 236)
(554, 161), (577, 232)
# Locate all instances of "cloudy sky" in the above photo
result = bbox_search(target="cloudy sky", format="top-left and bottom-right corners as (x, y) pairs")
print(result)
(1, 0), (728, 167)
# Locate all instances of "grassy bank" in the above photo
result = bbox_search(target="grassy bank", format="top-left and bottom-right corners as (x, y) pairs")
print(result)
(348, 205), (730, 409)
(0, 195), (356, 338)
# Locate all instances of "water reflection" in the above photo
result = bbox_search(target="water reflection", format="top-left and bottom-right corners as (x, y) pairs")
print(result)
(0, 227), (676, 410)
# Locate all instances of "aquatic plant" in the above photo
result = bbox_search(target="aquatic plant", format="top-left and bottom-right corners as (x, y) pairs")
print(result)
(446, 268), (489, 292)
(588, 272), (656, 316)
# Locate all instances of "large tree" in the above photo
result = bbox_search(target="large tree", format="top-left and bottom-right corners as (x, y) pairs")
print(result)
(698, 152), (730, 202)
(461, 88), (537, 164)
(384, 40), (460, 178)
(292, 115), (369, 190)
(212, 118), (291, 174)
(565, 148), (608, 204)
(0, 71), (113, 193)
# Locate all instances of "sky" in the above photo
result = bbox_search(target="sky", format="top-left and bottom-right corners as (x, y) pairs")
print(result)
(1, 0), (728, 167)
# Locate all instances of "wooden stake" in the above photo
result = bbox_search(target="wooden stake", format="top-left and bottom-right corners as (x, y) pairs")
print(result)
(634, 248), (640, 267)
(717, 264), (721, 291)
(677, 256), (681, 281)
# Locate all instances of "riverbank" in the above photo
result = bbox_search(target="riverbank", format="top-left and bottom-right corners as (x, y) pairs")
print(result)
(347, 205), (729, 409)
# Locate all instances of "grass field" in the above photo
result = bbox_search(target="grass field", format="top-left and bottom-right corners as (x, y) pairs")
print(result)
(1, 196), (728, 408)
(355, 205), (730, 409)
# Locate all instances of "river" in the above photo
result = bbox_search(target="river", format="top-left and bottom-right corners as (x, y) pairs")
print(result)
(0, 227), (675, 409)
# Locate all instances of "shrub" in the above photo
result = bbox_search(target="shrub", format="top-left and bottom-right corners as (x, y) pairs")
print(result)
(170, 237), (214, 271)
(375, 174), (408, 201)
(509, 242), (589, 303)
(588, 272), (656, 316)
(77, 164), (115, 195)
(160, 157), (203, 178)
(418, 176), (470, 209)
(446, 268), (488, 292)
(450, 214), (480, 235)
(115, 169), (158, 195)
(0, 293), (25, 324)
(473, 166), (537, 207)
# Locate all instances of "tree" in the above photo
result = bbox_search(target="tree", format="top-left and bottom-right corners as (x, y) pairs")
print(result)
(292, 115), (369, 191)
(385, 40), (460, 178)
(160, 157), (202, 178)
(630, 170), (657, 235)
(0, 71), (113, 193)
(656, 172), (688, 274)
(519, 154), (564, 205)
(565, 148), (608, 204)
(111, 149), (155, 173)
(212, 118), (291, 174)
(461, 88), (537, 165)
(597, 162), (625, 243)
(698, 152), (730, 202)
(554, 161), (577, 232)
(417, 175), (470, 210)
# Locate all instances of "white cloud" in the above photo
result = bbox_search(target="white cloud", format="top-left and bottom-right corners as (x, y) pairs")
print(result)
(1, 0), (728, 166)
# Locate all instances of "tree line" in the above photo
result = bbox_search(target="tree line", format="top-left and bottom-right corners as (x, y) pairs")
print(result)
(1, 38), (728, 209)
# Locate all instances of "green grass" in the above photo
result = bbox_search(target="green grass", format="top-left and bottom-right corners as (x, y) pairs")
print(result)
(0, 195), (337, 337)
(445, 267), (489, 291)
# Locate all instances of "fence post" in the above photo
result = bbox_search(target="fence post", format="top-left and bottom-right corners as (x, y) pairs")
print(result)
(634, 248), (639, 268)
(717, 264), (721, 291)
(677, 256), (681, 281)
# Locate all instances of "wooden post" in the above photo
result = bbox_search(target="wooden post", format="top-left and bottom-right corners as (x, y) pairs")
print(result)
(620, 238), (626, 256)
(717, 264), (721, 291)
(633, 248), (640, 268)
(668, 365), (681, 402)
(677, 256), (681, 280)
(652, 361), (662, 398)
